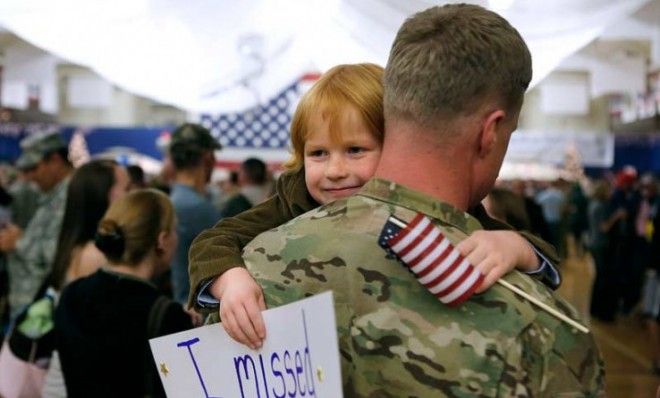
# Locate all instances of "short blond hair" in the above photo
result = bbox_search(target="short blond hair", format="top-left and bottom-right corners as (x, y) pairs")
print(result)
(284, 63), (385, 172)
(384, 4), (532, 130)
(95, 189), (175, 266)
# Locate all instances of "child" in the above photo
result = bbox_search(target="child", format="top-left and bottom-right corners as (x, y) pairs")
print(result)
(189, 63), (560, 350)
(54, 190), (192, 397)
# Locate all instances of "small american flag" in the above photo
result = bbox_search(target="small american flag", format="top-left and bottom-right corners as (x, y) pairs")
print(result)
(379, 213), (484, 306)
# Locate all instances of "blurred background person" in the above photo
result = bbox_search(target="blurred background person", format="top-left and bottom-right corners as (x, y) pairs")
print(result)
(588, 178), (616, 322)
(41, 160), (129, 397)
(54, 189), (192, 397)
(608, 167), (641, 317)
(7, 169), (40, 231)
(0, 132), (72, 320)
(535, 179), (567, 251)
(483, 186), (532, 232)
(510, 179), (552, 243)
(210, 170), (240, 212)
(221, 157), (272, 217)
(126, 164), (147, 191)
(168, 123), (222, 305)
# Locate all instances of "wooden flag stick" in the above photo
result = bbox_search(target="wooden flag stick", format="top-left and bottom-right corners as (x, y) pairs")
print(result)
(387, 216), (589, 334)
(496, 279), (589, 333)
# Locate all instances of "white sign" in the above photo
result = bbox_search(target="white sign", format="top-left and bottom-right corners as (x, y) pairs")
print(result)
(150, 291), (343, 398)
(505, 130), (614, 168)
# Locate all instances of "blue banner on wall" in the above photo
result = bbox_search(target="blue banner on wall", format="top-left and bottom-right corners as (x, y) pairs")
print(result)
(0, 124), (172, 164)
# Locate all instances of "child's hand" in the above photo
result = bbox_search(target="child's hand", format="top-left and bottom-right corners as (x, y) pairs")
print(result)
(455, 230), (538, 293)
(210, 267), (267, 350)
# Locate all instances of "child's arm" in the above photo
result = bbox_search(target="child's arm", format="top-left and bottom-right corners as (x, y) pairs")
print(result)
(187, 168), (315, 311)
(209, 267), (265, 349)
(456, 230), (539, 293)
(468, 203), (561, 289)
(187, 169), (317, 349)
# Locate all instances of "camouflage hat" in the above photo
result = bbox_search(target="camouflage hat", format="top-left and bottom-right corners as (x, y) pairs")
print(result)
(16, 131), (67, 170)
(168, 123), (221, 153)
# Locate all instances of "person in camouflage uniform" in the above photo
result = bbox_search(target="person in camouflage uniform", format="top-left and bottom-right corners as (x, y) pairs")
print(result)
(0, 132), (72, 319)
(242, 4), (605, 396)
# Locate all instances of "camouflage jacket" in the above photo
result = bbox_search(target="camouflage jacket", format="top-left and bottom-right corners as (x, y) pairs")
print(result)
(190, 169), (560, 311)
(243, 178), (605, 397)
(8, 176), (69, 318)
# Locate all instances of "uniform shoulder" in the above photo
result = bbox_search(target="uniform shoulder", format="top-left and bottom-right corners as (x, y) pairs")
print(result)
(250, 195), (388, 239)
(242, 196), (391, 275)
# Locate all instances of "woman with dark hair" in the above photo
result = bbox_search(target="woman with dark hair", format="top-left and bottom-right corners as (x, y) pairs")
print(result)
(50, 160), (130, 289)
(55, 190), (191, 397)
(42, 160), (129, 397)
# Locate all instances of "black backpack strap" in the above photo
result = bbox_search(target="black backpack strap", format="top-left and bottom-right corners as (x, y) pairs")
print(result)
(147, 295), (171, 339)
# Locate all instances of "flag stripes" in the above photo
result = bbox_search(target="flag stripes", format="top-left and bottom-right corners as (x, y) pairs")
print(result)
(382, 213), (484, 306)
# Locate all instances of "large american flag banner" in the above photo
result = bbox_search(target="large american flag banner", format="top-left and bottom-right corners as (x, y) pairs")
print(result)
(198, 74), (320, 167)
(199, 81), (297, 150)
(379, 213), (484, 306)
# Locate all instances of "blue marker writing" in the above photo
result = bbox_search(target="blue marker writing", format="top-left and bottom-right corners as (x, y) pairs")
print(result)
(177, 338), (223, 398)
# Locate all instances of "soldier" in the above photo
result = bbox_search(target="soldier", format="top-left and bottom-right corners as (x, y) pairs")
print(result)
(0, 132), (72, 318)
(168, 123), (222, 305)
(242, 4), (605, 396)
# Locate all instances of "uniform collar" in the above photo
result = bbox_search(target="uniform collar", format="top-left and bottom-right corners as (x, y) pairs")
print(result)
(357, 178), (482, 235)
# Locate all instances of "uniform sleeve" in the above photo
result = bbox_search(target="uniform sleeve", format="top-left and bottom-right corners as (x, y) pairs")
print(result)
(187, 169), (319, 310)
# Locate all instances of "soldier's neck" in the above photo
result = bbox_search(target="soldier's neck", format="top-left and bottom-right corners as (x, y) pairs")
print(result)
(374, 126), (473, 212)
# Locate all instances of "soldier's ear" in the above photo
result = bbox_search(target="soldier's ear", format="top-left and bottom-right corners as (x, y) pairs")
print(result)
(477, 109), (505, 158)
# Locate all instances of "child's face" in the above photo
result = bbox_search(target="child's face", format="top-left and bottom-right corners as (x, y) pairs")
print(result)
(304, 106), (382, 205)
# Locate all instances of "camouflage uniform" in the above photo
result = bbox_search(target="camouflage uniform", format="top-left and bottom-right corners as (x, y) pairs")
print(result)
(189, 169), (560, 311)
(8, 176), (69, 318)
(243, 178), (605, 397)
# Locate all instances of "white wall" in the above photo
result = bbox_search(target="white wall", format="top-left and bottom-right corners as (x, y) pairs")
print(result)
(559, 52), (647, 96)
(600, 0), (660, 69)
(0, 34), (185, 126)
(518, 71), (611, 133)
(1, 36), (59, 113)
(57, 64), (186, 126)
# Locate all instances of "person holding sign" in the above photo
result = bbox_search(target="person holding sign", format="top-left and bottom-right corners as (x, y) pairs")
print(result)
(237, 4), (604, 396)
(54, 190), (192, 397)
(189, 67), (562, 349)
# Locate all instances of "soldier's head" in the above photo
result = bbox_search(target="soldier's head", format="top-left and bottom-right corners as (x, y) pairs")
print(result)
(17, 131), (72, 192)
(384, 4), (531, 129)
(168, 123), (221, 183)
(383, 4), (531, 205)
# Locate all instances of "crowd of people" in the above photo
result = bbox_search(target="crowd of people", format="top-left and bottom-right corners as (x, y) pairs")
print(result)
(0, 3), (631, 396)
(485, 172), (660, 329)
